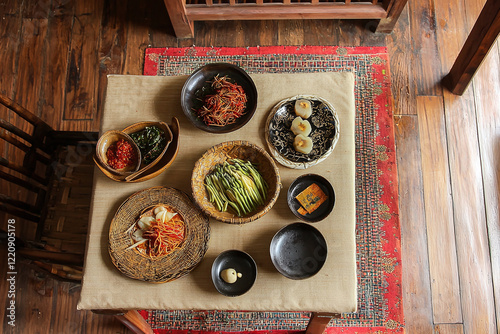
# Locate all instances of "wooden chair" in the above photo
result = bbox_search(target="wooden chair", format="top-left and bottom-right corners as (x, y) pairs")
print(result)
(0, 93), (98, 281)
(165, 0), (409, 39)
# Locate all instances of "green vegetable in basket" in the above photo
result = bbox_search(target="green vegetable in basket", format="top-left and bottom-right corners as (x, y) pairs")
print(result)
(204, 159), (268, 217)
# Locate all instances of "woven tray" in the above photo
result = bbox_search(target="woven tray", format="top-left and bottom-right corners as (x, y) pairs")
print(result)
(191, 140), (281, 224)
(108, 186), (210, 283)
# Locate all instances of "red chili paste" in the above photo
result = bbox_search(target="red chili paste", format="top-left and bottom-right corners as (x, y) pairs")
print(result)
(106, 139), (135, 170)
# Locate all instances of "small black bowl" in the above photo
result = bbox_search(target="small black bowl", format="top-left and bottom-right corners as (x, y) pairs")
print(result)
(181, 63), (258, 133)
(211, 250), (257, 297)
(287, 174), (335, 222)
(270, 222), (327, 280)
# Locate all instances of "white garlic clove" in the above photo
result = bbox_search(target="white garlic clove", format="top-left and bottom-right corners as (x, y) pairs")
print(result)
(138, 216), (155, 230)
(153, 206), (167, 215)
(293, 134), (313, 154)
(290, 116), (312, 136)
(156, 210), (177, 223)
(132, 228), (146, 242)
(294, 99), (312, 119)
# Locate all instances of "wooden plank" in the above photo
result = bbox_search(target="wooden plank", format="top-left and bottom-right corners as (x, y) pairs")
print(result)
(471, 39), (500, 334)
(15, 17), (48, 115)
(385, 4), (415, 115)
(302, 18), (339, 46)
(63, 0), (102, 122)
(257, 20), (280, 46)
(235, 20), (262, 47)
(0, 13), (22, 99)
(434, 323), (464, 334)
(444, 0), (500, 95)
(186, 4), (388, 21)
(39, 0), (75, 131)
(278, 20), (304, 45)
(15, 265), (54, 331)
(96, 0), (129, 131)
(0, 0), (23, 15)
(417, 96), (462, 323)
(49, 282), (87, 332)
(195, 20), (238, 47)
(436, 0), (498, 333)
(210, 20), (239, 46)
(394, 115), (434, 333)
(408, 0), (442, 96)
(443, 87), (496, 333)
(0, 246), (8, 331)
(338, 19), (361, 46)
(123, 0), (150, 76)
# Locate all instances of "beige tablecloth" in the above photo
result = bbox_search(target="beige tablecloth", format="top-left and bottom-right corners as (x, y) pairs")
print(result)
(78, 72), (357, 313)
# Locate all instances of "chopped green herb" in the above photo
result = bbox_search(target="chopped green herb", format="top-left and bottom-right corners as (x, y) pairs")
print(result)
(129, 126), (166, 165)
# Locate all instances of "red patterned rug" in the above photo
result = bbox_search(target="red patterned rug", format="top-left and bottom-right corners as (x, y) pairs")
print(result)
(141, 46), (403, 334)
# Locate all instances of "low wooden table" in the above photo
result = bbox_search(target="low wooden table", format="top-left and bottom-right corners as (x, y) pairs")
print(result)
(78, 72), (357, 333)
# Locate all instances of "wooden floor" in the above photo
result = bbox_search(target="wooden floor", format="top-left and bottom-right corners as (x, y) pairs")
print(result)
(1, 0), (499, 333)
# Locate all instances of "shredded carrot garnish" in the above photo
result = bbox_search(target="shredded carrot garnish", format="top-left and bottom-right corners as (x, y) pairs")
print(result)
(143, 219), (185, 258)
(195, 75), (247, 127)
(131, 206), (186, 259)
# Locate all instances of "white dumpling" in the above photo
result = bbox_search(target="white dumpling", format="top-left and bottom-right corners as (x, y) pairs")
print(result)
(293, 134), (313, 154)
(294, 99), (312, 119)
(290, 116), (312, 136)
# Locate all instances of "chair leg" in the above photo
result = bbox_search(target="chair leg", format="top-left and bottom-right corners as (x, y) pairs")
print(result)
(375, 0), (409, 33)
(164, 0), (194, 39)
(443, 0), (500, 95)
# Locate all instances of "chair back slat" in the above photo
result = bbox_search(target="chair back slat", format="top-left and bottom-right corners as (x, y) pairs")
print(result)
(0, 193), (40, 215)
(0, 94), (51, 128)
(0, 118), (33, 144)
(0, 157), (48, 186)
(0, 131), (52, 165)
(0, 203), (40, 222)
(0, 168), (46, 193)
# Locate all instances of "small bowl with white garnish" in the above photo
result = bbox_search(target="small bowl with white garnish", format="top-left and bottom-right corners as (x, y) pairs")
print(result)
(211, 250), (257, 296)
(265, 95), (340, 169)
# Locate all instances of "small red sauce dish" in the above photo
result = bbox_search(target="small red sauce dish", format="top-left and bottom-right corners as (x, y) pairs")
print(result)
(96, 130), (141, 176)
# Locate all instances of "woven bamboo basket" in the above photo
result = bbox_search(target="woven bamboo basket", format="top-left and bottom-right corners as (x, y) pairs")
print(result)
(191, 141), (281, 224)
(108, 186), (210, 283)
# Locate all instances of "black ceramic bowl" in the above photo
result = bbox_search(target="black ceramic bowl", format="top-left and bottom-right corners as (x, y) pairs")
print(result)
(181, 63), (258, 133)
(287, 174), (335, 222)
(211, 250), (257, 297)
(270, 222), (327, 280)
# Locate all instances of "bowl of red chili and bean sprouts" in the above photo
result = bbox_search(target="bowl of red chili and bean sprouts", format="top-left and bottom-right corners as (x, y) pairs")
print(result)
(96, 130), (141, 176)
(181, 63), (258, 133)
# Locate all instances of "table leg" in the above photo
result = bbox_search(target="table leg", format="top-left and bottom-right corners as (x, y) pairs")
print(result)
(92, 310), (153, 334)
(305, 312), (341, 334)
